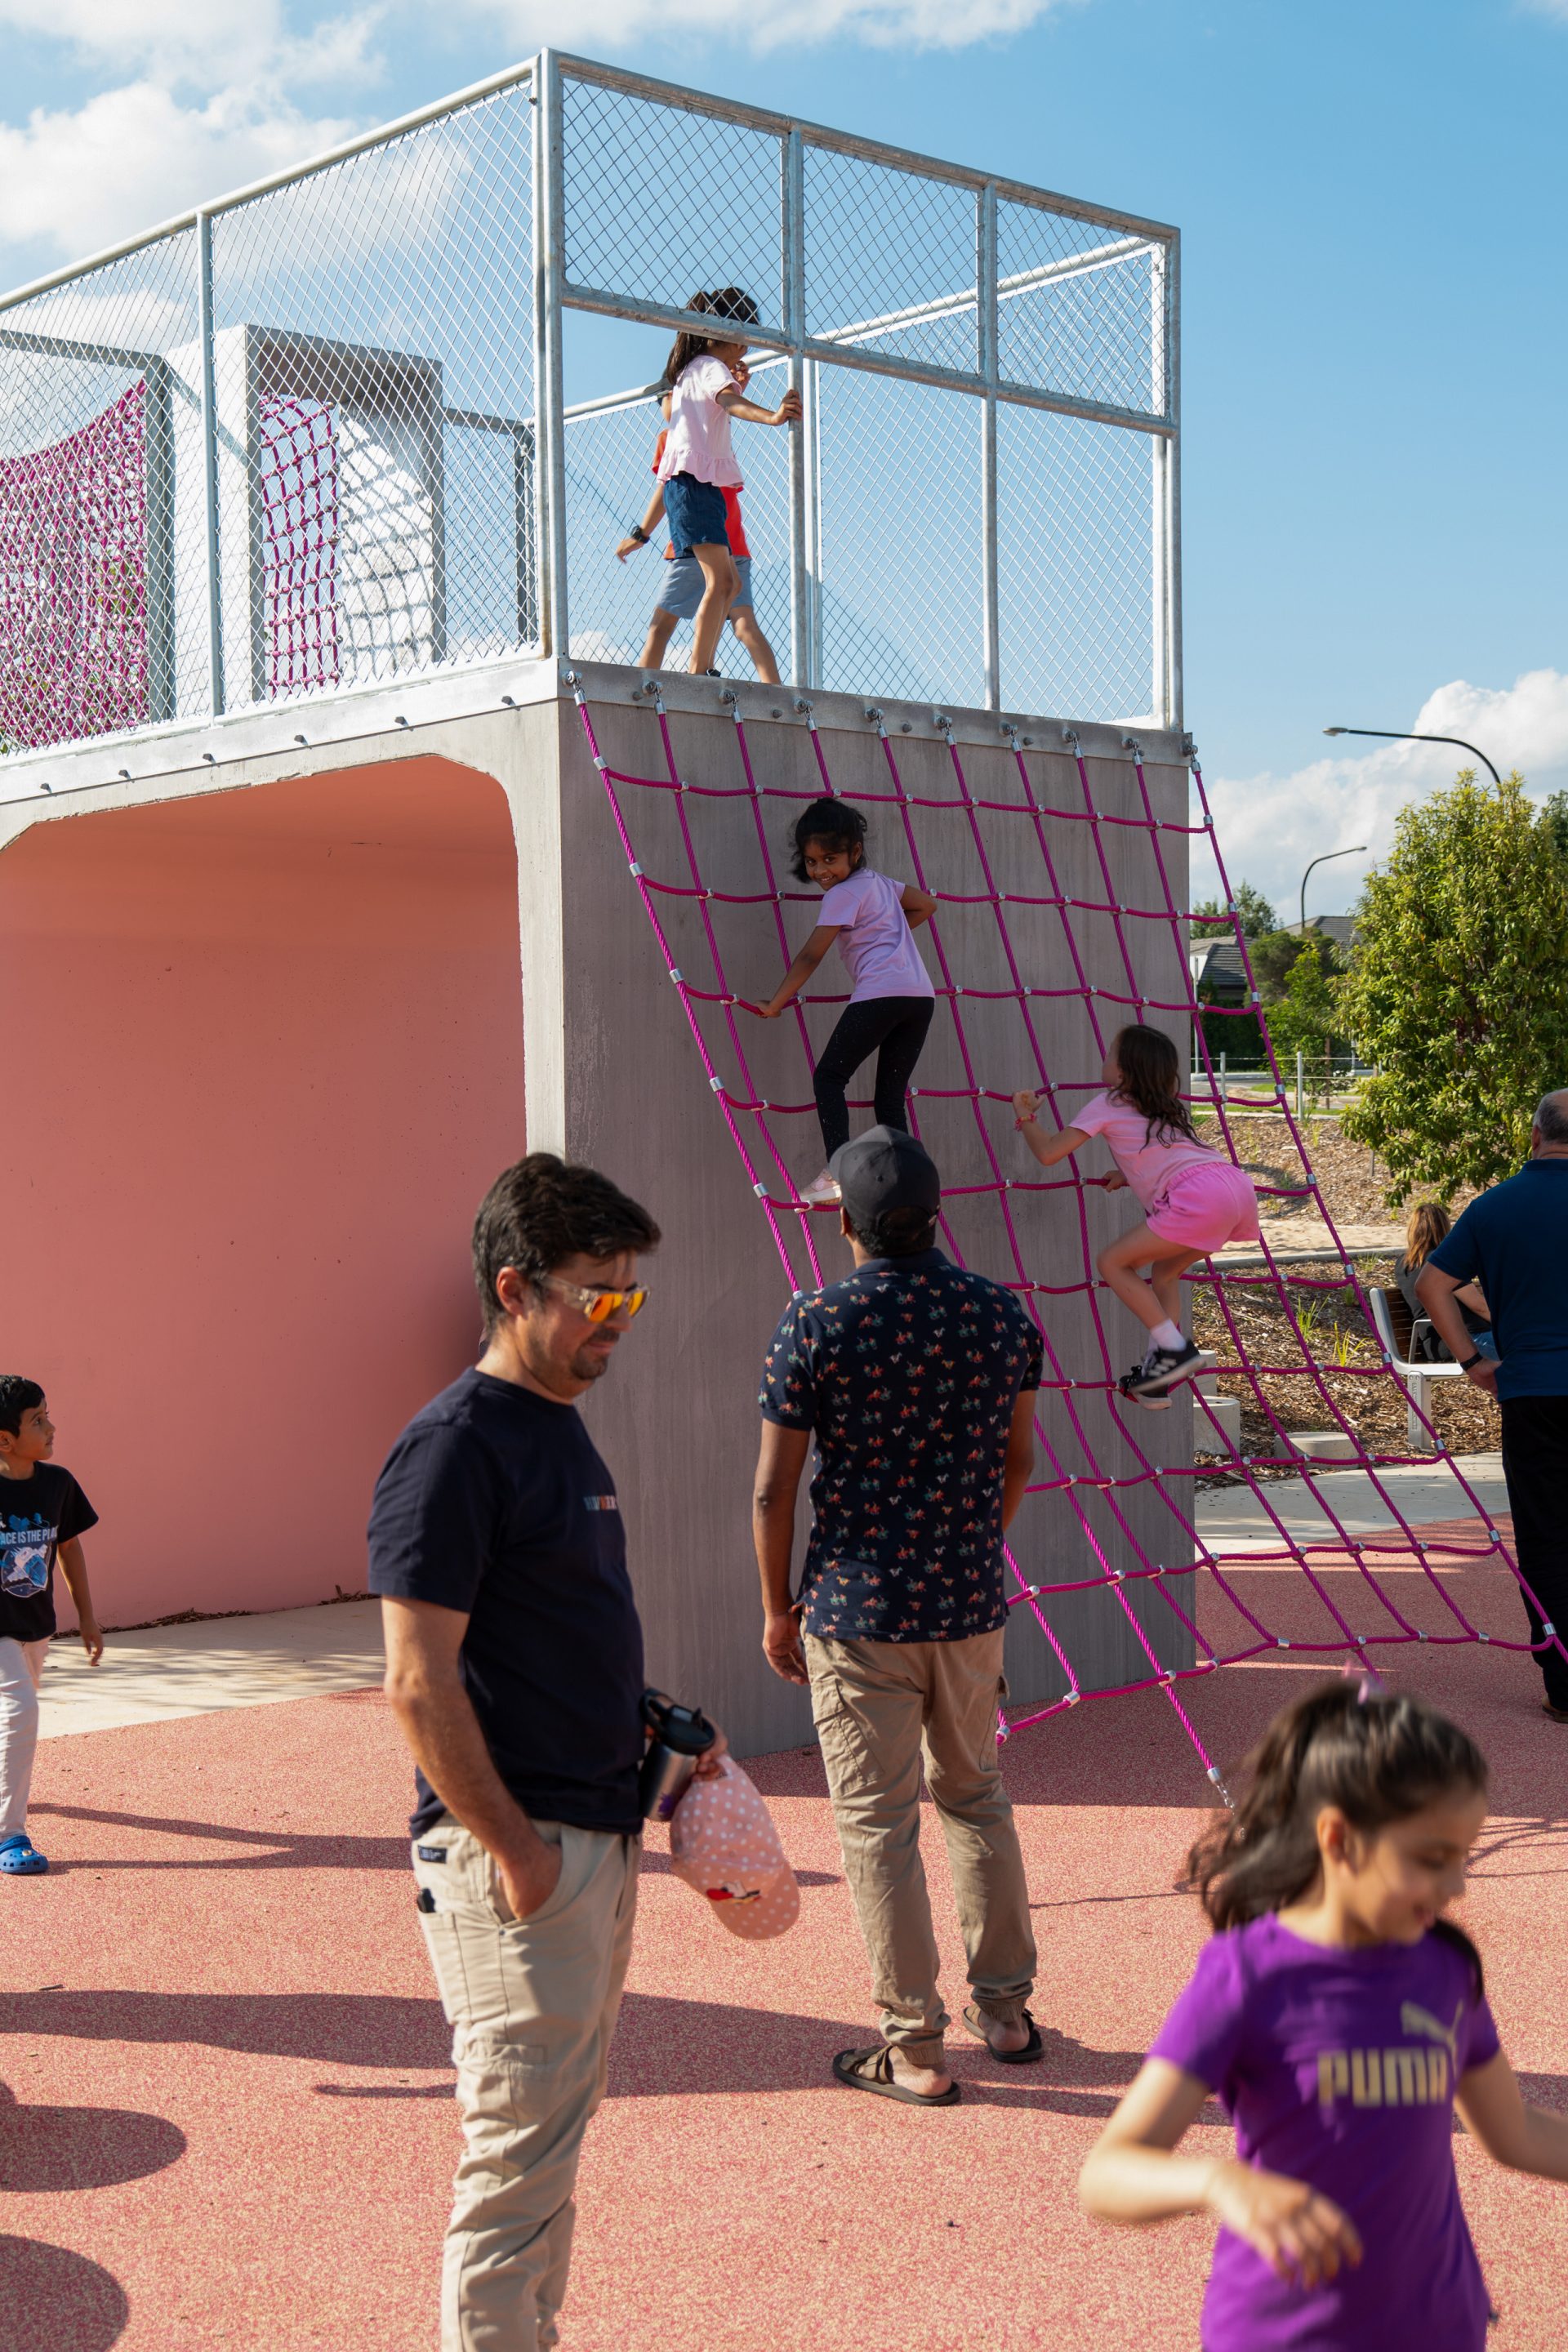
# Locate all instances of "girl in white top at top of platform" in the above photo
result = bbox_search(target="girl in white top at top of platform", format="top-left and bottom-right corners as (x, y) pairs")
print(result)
(1013, 1022), (1258, 1402)
(760, 796), (938, 1207)
(653, 287), (800, 679)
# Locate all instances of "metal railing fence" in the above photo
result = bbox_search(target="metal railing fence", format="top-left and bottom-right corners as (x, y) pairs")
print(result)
(0, 51), (1178, 758)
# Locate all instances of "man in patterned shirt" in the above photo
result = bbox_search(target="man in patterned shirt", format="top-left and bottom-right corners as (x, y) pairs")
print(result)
(752, 1125), (1043, 2107)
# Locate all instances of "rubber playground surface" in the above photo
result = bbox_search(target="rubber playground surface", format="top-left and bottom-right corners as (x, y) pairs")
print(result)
(6, 1539), (1566, 2352)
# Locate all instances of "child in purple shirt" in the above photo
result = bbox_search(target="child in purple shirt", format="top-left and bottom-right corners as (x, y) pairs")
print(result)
(1080, 1681), (1568, 2350)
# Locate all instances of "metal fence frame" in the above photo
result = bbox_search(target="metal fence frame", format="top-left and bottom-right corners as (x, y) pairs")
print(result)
(0, 48), (1181, 735)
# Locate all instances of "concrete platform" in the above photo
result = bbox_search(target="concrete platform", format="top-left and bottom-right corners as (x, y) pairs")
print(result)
(38, 1601), (382, 1740)
(1196, 1451), (1508, 1552)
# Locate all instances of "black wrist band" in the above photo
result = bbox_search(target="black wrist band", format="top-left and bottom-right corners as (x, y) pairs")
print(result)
(1458, 1352), (1483, 1370)
(628, 523), (649, 543)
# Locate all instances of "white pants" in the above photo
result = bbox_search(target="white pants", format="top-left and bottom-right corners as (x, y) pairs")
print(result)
(0, 1637), (49, 1840)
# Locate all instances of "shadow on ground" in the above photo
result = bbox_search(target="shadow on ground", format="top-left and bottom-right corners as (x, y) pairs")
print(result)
(0, 2086), (185, 2192)
(0, 2236), (129, 2350)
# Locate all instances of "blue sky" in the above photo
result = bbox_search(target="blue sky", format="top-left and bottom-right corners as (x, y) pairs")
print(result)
(2, 0), (1564, 913)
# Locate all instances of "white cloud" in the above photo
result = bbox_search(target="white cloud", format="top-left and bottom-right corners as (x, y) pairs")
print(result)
(0, 81), (363, 262)
(1195, 668), (1568, 920)
(454, 0), (1067, 48)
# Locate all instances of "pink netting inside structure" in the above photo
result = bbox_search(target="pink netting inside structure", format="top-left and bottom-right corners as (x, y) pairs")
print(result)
(0, 381), (148, 750)
(572, 680), (1563, 1789)
(257, 396), (341, 700)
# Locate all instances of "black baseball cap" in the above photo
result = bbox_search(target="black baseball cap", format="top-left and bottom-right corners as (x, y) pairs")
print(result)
(828, 1125), (941, 1227)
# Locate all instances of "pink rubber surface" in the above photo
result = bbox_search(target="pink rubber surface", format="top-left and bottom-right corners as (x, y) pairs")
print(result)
(3, 1586), (1564, 2350)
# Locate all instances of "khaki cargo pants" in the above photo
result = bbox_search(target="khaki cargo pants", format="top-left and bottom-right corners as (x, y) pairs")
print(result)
(806, 1627), (1036, 2069)
(412, 1815), (639, 2351)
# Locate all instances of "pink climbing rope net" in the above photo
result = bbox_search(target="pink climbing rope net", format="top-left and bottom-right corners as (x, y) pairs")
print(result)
(257, 396), (341, 700)
(570, 678), (1559, 1789)
(0, 381), (148, 750)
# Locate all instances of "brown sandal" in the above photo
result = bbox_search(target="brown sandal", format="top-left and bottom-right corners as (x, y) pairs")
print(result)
(962, 2004), (1044, 2065)
(831, 2045), (960, 2106)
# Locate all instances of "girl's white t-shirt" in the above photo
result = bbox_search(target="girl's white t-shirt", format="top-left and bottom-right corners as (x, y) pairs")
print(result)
(656, 356), (742, 487)
(817, 867), (935, 1003)
(1071, 1089), (1215, 1208)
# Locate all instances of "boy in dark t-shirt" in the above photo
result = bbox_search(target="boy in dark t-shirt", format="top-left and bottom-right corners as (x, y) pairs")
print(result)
(0, 1377), (103, 1876)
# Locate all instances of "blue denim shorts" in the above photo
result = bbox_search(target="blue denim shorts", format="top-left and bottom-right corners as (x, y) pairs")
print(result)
(662, 471), (730, 558)
(654, 554), (752, 620)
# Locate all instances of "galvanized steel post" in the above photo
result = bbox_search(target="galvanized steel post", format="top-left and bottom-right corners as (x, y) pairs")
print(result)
(978, 180), (1000, 712)
(534, 51), (569, 662)
(196, 208), (224, 717)
(783, 127), (810, 688)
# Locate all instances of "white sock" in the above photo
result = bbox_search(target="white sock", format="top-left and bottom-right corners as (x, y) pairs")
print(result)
(1151, 1319), (1183, 1352)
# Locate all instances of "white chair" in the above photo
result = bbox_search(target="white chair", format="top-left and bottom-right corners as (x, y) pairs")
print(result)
(1367, 1286), (1463, 1452)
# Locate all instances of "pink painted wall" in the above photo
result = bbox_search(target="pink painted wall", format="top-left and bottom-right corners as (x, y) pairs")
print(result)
(0, 757), (523, 1628)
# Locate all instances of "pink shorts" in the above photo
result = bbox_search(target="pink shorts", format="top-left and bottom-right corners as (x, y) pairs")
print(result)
(1147, 1160), (1259, 1254)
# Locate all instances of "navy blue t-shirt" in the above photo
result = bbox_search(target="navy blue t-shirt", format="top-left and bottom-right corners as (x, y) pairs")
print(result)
(758, 1248), (1043, 1642)
(0, 1463), (97, 1643)
(1428, 1159), (1568, 1400)
(368, 1369), (645, 1838)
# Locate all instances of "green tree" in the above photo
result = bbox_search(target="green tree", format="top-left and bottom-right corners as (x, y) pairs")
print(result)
(1339, 770), (1568, 1201)
(1191, 879), (1277, 938)
(1264, 942), (1345, 1098)
(1543, 789), (1568, 860)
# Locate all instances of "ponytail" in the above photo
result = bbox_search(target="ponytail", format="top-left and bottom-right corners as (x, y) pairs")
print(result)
(1186, 1681), (1488, 1993)
(661, 285), (761, 391)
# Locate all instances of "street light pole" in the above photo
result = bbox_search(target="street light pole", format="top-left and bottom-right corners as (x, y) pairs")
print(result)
(1298, 844), (1367, 937)
(1323, 724), (1503, 789)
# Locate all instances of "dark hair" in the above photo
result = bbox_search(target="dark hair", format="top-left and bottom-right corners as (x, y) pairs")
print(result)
(1404, 1201), (1452, 1270)
(846, 1201), (939, 1259)
(471, 1155), (661, 1337)
(0, 1377), (45, 1438)
(790, 796), (867, 884)
(1109, 1022), (1200, 1148)
(662, 286), (760, 390)
(1187, 1681), (1489, 1991)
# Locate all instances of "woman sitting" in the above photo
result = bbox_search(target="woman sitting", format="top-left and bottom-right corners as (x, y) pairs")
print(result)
(1396, 1201), (1495, 1362)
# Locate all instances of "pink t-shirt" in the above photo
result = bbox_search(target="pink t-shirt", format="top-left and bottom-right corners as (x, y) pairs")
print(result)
(656, 355), (742, 488)
(817, 867), (934, 1004)
(1072, 1089), (1215, 1209)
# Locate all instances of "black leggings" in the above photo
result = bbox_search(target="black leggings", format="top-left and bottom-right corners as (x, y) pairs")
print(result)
(812, 995), (935, 1160)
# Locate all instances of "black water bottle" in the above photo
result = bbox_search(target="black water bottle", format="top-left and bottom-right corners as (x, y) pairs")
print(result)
(638, 1688), (716, 1821)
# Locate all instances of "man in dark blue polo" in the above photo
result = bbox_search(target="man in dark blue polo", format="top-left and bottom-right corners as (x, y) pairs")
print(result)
(751, 1126), (1042, 2107)
(1419, 1087), (1568, 1721)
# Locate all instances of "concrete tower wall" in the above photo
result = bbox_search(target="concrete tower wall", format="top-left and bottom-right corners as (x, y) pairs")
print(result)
(0, 659), (1192, 1751)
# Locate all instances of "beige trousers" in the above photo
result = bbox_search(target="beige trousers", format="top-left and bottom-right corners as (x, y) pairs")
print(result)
(412, 1814), (639, 2352)
(806, 1628), (1036, 2068)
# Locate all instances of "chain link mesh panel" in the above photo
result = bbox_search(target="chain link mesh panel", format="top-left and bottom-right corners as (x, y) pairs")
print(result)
(997, 402), (1159, 720)
(561, 78), (785, 332)
(996, 200), (1163, 416)
(208, 79), (537, 715)
(0, 231), (202, 749)
(814, 369), (983, 707)
(804, 149), (978, 376)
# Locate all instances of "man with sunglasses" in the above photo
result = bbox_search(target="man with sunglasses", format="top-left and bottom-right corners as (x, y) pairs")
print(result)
(370, 1152), (720, 2352)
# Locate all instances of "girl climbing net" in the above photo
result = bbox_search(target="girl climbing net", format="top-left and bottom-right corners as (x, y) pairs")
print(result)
(1013, 1022), (1258, 1399)
(759, 796), (938, 1205)
(1079, 1680), (1568, 2350)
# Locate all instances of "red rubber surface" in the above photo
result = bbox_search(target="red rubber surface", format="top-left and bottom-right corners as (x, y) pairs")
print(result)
(4, 1563), (1564, 2350)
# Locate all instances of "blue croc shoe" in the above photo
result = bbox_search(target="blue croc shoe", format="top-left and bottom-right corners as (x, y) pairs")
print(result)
(0, 1833), (47, 1875)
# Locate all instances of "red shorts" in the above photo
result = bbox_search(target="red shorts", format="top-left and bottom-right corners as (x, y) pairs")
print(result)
(1147, 1160), (1259, 1254)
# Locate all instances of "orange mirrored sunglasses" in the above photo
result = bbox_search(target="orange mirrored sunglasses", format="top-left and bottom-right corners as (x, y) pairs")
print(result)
(543, 1274), (649, 1323)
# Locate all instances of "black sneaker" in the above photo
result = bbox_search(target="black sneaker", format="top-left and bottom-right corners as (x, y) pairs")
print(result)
(1129, 1341), (1215, 1397)
(1118, 1360), (1170, 1412)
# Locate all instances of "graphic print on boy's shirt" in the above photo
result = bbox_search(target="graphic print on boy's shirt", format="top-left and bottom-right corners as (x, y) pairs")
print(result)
(0, 1463), (98, 1643)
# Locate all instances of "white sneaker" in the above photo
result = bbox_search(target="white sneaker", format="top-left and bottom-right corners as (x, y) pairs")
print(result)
(800, 1170), (841, 1206)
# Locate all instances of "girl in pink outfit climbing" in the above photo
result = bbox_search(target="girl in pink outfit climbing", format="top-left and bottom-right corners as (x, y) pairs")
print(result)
(654, 288), (800, 677)
(1080, 1681), (1568, 2352)
(1013, 1021), (1258, 1397)
(759, 797), (938, 1206)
